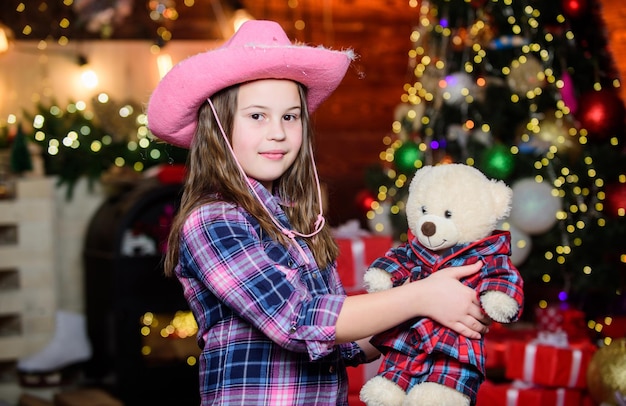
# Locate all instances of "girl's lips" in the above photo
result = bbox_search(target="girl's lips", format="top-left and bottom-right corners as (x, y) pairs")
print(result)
(260, 151), (286, 160)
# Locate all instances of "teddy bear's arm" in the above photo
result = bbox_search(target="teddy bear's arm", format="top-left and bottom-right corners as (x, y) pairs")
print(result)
(363, 244), (416, 292)
(476, 254), (524, 322)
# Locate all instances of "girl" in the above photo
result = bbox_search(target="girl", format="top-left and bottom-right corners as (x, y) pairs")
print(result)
(147, 20), (488, 406)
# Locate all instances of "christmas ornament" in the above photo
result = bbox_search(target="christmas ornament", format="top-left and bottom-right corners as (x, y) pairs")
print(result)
(480, 144), (515, 180)
(355, 189), (376, 214)
(441, 71), (476, 106)
(536, 110), (581, 158)
(468, 17), (495, 48)
(489, 35), (530, 50)
(394, 140), (422, 174)
(562, 0), (588, 19)
(587, 338), (626, 405)
(577, 89), (625, 140)
(604, 182), (626, 217)
(451, 27), (468, 52)
(471, 128), (493, 146)
(560, 71), (578, 115)
(497, 220), (532, 266)
(509, 178), (561, 235)
(506, 55), (545, 96)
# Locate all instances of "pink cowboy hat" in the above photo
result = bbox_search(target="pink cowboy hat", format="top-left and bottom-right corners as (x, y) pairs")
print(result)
(147, 19), (355, 148)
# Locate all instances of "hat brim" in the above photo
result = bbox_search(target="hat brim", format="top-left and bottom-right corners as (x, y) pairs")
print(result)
(147, 43), (353, 148)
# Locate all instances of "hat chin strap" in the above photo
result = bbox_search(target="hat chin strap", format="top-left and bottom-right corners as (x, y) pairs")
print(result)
(207, 98), (326, 264)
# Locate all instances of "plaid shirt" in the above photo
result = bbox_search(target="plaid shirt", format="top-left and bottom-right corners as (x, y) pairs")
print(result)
(370, 230), (524, 376)
(175, 179), (364, 405)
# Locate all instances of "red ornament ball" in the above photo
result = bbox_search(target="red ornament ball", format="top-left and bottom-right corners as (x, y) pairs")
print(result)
(355, 189), (376, 213)
(605, 182), (626, 217)
(577, 89), (625, 140)
(562, 0), (587, 18)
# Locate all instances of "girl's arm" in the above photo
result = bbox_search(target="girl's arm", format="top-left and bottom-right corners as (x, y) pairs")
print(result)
(335, 261), (488, 344)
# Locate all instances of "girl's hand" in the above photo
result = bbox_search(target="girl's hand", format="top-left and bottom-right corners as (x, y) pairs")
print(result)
(415, 261), (490, 339)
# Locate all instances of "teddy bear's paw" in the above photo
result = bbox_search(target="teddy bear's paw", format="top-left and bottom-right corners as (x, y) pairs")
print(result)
(360, 376), (407, 406)
(480, 290), (520, 323)
(363, 268), (394, 292)
(403, 382), (470, 406)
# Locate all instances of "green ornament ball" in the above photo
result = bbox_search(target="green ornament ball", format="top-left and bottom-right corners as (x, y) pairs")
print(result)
(480, 144), (515, 180)
(394, 141), (422, 173)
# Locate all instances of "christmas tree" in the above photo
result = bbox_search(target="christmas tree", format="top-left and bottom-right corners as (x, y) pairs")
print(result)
(363, 0), (626, 325)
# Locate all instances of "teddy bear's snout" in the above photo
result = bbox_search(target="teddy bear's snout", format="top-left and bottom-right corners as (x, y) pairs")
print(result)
(421, 221), (436, 237)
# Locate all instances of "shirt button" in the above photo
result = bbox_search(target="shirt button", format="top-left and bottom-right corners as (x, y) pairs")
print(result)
(329, 366), (335, 373)
(289, 326), (297, 334)
(312, 273), (318, 279)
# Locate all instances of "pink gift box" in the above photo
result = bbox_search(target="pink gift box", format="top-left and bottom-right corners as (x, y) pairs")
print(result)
(336, 236), (392, 291)
(505, 339), (597, 389)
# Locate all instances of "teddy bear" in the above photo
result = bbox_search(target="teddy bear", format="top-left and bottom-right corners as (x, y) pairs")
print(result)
(359, 163), (524, 406)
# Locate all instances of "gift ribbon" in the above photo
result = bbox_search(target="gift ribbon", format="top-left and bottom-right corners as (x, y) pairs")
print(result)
(522, 343), (583, 388)
(506, 388), (519, 406)
(568, 349), (582, 387)
(523, 343), (537, 382)
(556, 388), (565, 406)
(351, 239), (367, 285)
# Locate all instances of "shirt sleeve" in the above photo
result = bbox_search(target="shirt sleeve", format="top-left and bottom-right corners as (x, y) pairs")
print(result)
(179, 202), (346, 360)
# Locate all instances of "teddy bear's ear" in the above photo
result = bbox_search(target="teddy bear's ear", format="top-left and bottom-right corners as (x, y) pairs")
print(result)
(409, 165), (433, 192)
(490, 179), (513, 219)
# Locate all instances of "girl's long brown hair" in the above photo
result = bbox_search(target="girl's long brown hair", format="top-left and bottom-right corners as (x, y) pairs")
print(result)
(164, 82), (339, 276)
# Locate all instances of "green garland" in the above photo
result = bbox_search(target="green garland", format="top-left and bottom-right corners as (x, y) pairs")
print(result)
(24, 98), (187, 199)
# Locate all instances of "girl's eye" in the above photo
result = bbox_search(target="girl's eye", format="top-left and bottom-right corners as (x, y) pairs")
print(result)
(250, 113), (263, 121)
(283, 114), (298, 121)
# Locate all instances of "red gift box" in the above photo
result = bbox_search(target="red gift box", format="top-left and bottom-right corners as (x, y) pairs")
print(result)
(347, 358), (383, 405)
(505, 337), (597, 389)
(336, 235), (392, 291)
(484, 322), (538, 370)
(477, 381), (583, 406)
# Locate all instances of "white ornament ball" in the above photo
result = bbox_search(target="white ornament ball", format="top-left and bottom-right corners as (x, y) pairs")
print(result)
(509, 178), (561, 235)
(442, 72), (476, 106)
(498, 219), (532, 266)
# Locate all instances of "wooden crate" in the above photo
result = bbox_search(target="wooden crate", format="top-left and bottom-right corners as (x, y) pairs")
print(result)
(0, 178), (57, 362)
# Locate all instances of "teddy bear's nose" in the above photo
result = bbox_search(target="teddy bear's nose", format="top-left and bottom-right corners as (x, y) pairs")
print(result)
(421, 221), (436, 237)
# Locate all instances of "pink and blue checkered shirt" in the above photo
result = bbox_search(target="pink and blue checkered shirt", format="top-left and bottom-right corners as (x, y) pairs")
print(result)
(175, 179), (365, 405)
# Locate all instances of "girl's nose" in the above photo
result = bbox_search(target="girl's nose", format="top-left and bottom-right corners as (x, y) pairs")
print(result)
(268, 120), (287, 140)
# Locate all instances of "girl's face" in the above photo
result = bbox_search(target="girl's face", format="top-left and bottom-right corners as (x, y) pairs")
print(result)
(231, 79), (303, 190)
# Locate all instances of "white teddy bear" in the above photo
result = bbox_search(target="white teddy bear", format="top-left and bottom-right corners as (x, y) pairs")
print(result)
(360, 163), (524, 406)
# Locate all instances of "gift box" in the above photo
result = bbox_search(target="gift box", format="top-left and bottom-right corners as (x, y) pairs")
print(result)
(485, 322), (538, 370)
(347, 357), (383, 395)
(335, 234), (393, 291)
(476, 380), (583, 406)
(504, 334), (597, 389)
(534, 305), (589, 340)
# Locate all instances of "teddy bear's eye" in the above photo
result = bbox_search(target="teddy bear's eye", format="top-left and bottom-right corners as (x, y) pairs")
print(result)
(421, 206), (427, 214)
(445, 210), (452, 218)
